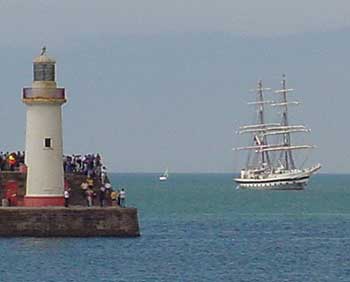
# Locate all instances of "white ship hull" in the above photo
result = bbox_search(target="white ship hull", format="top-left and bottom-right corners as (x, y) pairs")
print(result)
(159, 176), (167, 181)
(159, 169), (169, 181)
(234, 164), (321, 190)
(235, 177), (308, 190)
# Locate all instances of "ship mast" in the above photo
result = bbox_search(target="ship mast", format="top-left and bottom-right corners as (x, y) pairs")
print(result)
(234, 77), (314, 171)
(253, 80), (271, 168)
(276, 74), (295, 169)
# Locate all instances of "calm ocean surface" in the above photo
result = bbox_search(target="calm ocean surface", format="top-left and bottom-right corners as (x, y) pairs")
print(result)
(0, 173), (350, 281)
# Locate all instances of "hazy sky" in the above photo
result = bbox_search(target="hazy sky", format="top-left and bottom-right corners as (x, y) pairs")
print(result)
(1, 0), (350, 40)
(0, 1), (350, 173)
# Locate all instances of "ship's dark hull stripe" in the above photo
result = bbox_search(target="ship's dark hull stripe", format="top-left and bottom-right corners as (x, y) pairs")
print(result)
(235, 175), (310, 184)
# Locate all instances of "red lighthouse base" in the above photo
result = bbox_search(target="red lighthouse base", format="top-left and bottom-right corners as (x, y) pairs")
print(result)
(23, 196), (64, 207)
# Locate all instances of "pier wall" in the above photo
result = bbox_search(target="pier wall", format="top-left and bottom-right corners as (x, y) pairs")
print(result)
(0, 207), (140, 237)
(0, 172), (141, 237)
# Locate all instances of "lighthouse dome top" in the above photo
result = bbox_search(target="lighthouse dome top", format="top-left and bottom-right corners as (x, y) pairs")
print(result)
(33, 47), (56, 64)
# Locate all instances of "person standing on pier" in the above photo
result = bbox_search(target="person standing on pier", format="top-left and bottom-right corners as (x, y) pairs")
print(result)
(119, 188), (126, 208)
(64, 189), (70, 207)
(99, 185), (106, 207)
(86, 189), (93, 207)
(101, 166), (107, 184)
(110, 190), (118, 206)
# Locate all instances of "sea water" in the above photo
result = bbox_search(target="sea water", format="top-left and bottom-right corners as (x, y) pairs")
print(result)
(0, 173), (349, 281)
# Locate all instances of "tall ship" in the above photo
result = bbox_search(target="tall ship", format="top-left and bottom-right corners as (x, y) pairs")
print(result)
(234, 75), (321, 190)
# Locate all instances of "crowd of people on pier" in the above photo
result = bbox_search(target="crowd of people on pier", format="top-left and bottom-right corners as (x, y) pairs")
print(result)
(63, 153), (105, 177)
(0, 152), (106, 178)
(0, 151), (25, 171)
(64, 178), (126, 208)
(78, 179), (126, 208)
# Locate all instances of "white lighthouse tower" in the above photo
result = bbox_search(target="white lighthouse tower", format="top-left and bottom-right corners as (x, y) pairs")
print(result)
(22, 47), (66, 206)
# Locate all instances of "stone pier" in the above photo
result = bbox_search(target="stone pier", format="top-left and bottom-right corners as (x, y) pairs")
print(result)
(0, 172), (141, 237)
(0, 206), (140, 237)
